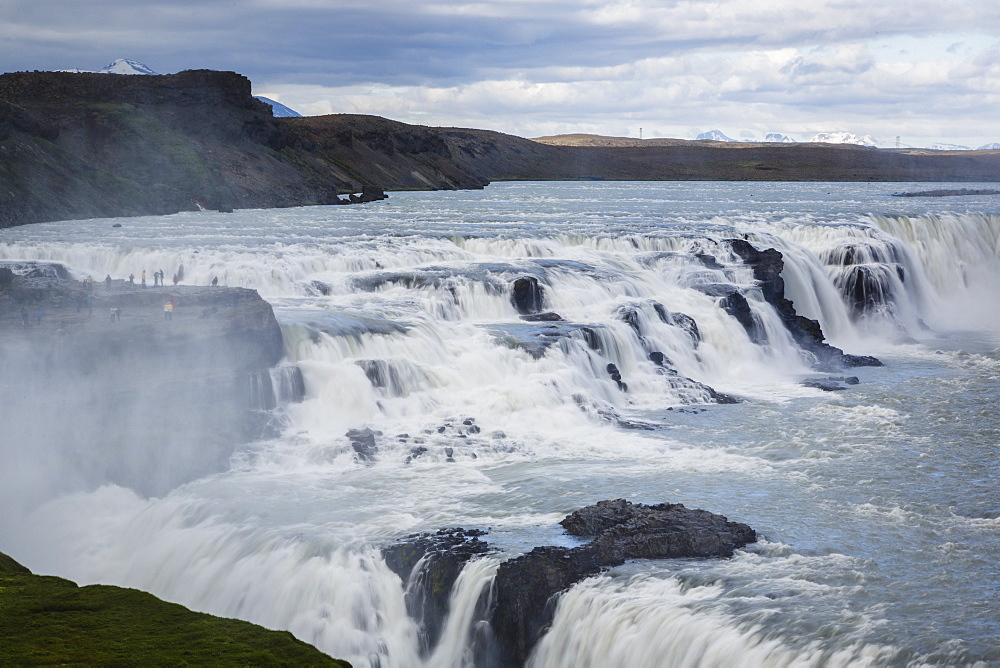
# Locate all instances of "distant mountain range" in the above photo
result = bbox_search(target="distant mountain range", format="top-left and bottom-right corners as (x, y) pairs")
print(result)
(38, 59), (1000, 150)
(56, 59), (302, 117)
(5, 68), (1000, 228)
(58, 58), (158, 75)
(696, 128), (997, 151)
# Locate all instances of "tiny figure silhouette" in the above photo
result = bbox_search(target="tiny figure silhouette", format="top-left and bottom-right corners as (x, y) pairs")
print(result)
(164, 302), (174, 320)
(129, 273), (134, 285)
(111, 307), (121, 322)
(141, 270), (147, 287)
(211, 276), (219, 286)
(173, 273), (179, 285)
(105, 274), (112, 289)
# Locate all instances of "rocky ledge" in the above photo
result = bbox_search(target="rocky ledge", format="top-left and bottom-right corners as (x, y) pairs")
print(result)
(383, 499), (756, 666)
(0, 262), (289, 500)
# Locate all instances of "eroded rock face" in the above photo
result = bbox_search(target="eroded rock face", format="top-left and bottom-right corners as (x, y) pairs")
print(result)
(381, 499), (756, 666)
(511, 276), (544, 314)
(382, 528), (491, 656)
(491, 499), (756, 665)
(0, 265), (288, 501)
(725, 239), (882, 369)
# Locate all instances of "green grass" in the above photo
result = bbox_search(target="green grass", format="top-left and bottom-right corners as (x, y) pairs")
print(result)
(0, 552), (350, 666)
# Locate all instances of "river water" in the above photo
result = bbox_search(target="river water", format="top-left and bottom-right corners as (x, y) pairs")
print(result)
(1, 182), (998, 667)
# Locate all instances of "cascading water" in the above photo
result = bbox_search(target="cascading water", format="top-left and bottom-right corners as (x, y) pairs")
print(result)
(1, 182), (998, 667)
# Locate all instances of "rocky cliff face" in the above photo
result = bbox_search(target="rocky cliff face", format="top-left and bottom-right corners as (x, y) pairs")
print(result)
(2, 69), (999, 228)
(0, 71), (487, 227)
(0, 263), (289, 507)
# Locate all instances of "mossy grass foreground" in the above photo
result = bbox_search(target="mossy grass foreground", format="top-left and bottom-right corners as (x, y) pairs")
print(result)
(0, 551), (350, 666)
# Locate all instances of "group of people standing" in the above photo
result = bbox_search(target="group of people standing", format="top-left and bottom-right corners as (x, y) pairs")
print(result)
(128, 269), (180, 287)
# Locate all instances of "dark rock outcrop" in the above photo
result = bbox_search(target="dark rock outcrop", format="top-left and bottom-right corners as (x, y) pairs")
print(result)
(520, 311), (564, 322)
(346, 427), (379, 463)
(382, 529), (491, 656)
(0, 71), (481, 227)
(383, 500), (755, 666)
(511, 276), (544, 314)
(726, 239), (882, 369)
(719, 290), (762, 343)
(491, 500), (755, 665)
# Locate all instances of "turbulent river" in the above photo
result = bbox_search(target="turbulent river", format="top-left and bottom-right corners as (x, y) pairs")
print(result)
(2, 182), (999, 667)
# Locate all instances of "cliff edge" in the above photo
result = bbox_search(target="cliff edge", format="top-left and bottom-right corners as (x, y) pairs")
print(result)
(0, 70), (487, 227)
(0, 262), (291, 505)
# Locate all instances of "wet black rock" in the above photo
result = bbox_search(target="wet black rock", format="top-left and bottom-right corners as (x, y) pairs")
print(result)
(379, 500), (754, 666)
(802, 380), (847, 391)
(843, 354), (883, 367)
(670, 311), (702, 346)
(725, 239), (882, 370)
(519, 311), (564, 322)
(719, 291), (763, 343)
(648, 351), (672, 369)
(484, 321), (600, 359)
(346, 427), (379, 462)
(511, 276), (545, 314)
(491, 499), (756, 666)
(838, 264), (896, 319)
(559, 499), (756, 561)
(605, 363), (627, 391)
(616, 305), (643, 333)
(382, 529), (491, 656)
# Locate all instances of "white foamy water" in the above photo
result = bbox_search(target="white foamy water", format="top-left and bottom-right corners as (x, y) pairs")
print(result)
(2, 182), (999, 667)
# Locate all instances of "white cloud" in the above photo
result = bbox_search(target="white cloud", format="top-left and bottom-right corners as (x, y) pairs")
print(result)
(6, 0), (1000, 146)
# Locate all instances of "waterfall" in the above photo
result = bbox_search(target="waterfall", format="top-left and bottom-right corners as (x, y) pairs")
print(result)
(4, 184), (1000, 668)
(249, 365), (307, 411)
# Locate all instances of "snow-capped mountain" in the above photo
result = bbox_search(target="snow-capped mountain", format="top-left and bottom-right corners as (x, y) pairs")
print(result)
(808, 132), (879, 147)
(57, 59), (160, 75)
(928, 143), (971, 151)
(99, 58), (159, 75)
(696, 129), (735, 142)
(976, 143), (1000, 150)
(697, 130), (796, 143)
(255, 96), (302, 118)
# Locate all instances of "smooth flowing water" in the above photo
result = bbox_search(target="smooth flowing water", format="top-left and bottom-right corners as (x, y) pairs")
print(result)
(1, 182), (998, 667)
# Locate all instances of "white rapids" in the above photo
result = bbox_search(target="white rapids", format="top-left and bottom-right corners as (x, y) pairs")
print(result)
(1, 181), (998, 667)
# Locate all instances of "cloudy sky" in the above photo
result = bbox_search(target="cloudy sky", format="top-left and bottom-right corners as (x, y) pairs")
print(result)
(4, 0), (1000, 147)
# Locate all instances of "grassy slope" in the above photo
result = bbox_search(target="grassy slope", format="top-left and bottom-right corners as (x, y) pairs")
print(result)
(0, 552), (350, 667)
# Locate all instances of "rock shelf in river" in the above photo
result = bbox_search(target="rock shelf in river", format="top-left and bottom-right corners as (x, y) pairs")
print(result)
(383, 499), (756, 666)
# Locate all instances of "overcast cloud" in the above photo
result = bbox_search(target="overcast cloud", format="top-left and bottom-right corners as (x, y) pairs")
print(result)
(3, 0), (1000, 146)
